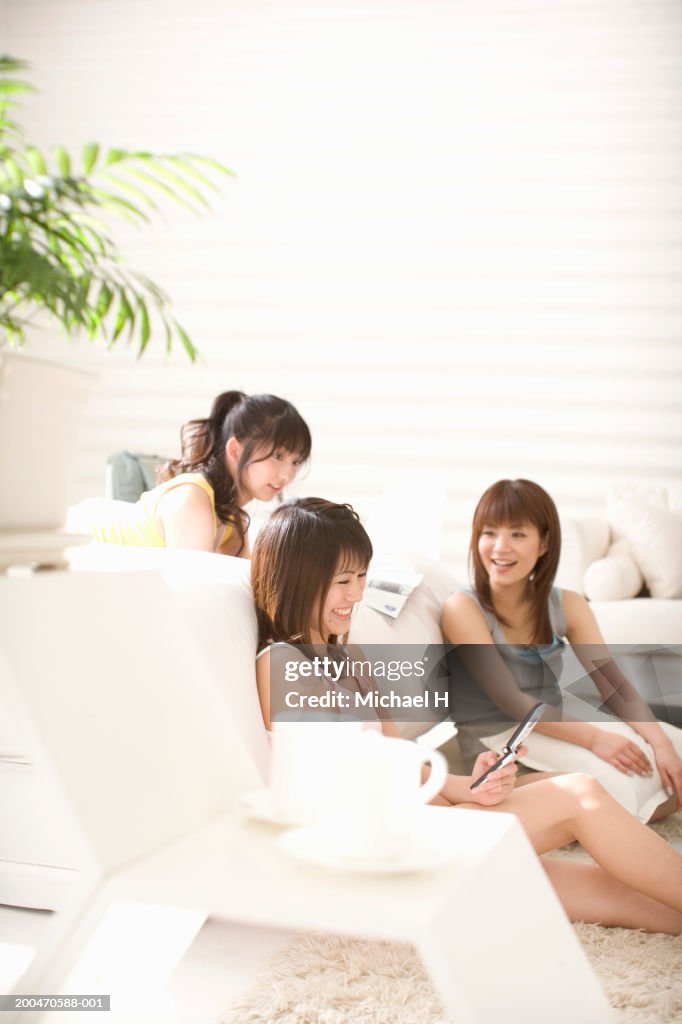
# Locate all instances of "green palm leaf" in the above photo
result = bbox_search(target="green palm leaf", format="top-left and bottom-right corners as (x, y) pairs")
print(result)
(81, 142), (99, 174)
(0, 55), (232, 359)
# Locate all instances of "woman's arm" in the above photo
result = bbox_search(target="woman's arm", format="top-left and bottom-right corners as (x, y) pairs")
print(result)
(156, 484), (219, 551)
(255, 649), (272, 731)
(256, 646), (355, 733)
(441, 592), (541, 720)
(437, 749), (520, 806)
(217, 528), (251, 558)
(561, 589), (682, 797)
(339, 641), (401, 736)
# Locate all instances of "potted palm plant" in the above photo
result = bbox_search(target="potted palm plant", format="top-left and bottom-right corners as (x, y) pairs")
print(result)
(0, 56), (232, 560)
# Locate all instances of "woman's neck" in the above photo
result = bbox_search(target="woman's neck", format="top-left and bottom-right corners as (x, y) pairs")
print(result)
(308, 628), (343, 646)
(488, 579), (532, 622)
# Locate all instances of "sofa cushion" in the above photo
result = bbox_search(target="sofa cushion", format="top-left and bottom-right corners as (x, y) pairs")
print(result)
(589, 598), (682, 645)
(349, 554), (460, 649)
(607, 490), (682, 600)
(349, 555), (460, 739)
(480, 720), (682, 822)
(556, 517), (610, 593)
(583, 539), (644, 602)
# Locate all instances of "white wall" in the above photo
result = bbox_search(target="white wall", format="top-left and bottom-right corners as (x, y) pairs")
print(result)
(3, 0), (681, 575)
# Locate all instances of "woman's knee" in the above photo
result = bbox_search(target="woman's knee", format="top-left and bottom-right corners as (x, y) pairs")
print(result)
(554, 771), (609, 808)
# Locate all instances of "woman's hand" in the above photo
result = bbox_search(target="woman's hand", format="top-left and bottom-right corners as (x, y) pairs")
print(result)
(589, 729), (653, 776)
(652, 742), (682, 804)
(469, 750), (519, 806)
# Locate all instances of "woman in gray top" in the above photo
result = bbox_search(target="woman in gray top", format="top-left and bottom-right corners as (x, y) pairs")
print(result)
(442, 479), (682, 821)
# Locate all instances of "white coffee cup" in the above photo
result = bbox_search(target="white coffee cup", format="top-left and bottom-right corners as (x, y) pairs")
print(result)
(270, 719), (364, 823)
(321, 732), (448, 861)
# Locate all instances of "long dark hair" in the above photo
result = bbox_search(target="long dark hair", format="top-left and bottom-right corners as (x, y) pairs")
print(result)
(160, 392), (311, 551)
(470, 479), (561, 644)
(251, 497), (373, 649)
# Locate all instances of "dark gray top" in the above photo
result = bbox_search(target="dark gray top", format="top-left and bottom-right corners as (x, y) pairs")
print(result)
(447, 587), (567, 725)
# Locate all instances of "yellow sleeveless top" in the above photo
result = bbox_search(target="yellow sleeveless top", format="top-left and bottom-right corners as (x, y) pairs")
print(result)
(79, 473), (233, 548)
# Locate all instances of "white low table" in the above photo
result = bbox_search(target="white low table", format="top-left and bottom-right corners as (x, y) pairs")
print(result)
(23, 805), (613, 1024)
(1, 572), (613, 1023)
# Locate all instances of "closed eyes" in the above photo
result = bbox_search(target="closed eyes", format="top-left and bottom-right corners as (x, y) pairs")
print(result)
(335, 571), (367, 584)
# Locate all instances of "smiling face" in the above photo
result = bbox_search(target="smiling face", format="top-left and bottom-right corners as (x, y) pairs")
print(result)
(478, 522), (549, 589)
(310, 560), (368, 642)
(228, 441), (304, 503)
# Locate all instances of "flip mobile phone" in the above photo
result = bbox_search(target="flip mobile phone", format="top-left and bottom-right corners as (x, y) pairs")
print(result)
(469, 701), (548, 791)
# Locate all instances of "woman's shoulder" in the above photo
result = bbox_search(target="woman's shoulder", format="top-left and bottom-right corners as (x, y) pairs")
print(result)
(255, 640), (306, 662)
(149, 472), (214, 500)
(441, 587), (495, 640)
(443, 587), (490, 617)
(145, 474), (216, 520)
(556, 587), (587, 615)
(558, 588), (597, 628)
(444, 586), (481, 609)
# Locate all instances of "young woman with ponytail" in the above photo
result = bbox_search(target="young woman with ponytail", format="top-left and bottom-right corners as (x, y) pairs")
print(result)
(71, 392), (311, 555)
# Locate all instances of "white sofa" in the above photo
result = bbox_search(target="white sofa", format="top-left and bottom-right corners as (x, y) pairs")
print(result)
(555, 486), (682, 723)
(556, 482), (682, 644)
(2, 539), (680, 911)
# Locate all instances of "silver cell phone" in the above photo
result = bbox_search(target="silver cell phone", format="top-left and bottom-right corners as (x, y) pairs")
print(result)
(469, 702), (548, 791)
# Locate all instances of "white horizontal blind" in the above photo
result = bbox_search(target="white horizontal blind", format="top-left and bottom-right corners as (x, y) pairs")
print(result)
(5, 0), (681, 577)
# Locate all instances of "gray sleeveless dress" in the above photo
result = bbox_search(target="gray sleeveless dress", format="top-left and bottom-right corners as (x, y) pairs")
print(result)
(451, 588), (567, 771)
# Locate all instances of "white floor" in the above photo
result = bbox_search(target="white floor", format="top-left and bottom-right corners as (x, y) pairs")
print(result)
(0, 904), (296, 1023)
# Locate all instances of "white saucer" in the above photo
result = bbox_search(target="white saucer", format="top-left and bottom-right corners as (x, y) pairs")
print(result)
(278, 825), (459, 874)
(237, 788), (307, 827)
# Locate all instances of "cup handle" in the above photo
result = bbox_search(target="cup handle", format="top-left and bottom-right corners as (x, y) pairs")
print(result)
(417, 748), (448, 804)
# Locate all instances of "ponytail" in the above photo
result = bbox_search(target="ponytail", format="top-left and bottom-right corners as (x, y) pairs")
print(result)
(177, 390), (246, 465)
(208, 391), (247, 428)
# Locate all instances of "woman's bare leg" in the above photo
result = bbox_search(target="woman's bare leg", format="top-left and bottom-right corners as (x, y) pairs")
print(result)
(541, 857), (682, 934)
(514, 772), (680, 822)
(514, 771), (680, 822)
(513, 770), (565, 785)
(459, 773), (682, 914)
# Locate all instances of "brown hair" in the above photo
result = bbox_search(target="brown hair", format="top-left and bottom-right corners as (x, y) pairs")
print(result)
(251, 497), (373, 649)
(160, 391), (311, 553)
(470, 479), (561, 644)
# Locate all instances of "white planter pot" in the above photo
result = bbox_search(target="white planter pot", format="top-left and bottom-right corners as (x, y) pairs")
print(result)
(0, 351), (96, 564)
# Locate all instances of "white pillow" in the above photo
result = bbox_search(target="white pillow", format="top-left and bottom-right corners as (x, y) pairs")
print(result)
(607, 494), (682, 599)
(480, 720), (682, 822)
(349, 554), (460, 739)
(608, 482), (669, 513)
(583, 539), (643, 601)
(349, 553), (459, 648)
(556, 517), (610, 593)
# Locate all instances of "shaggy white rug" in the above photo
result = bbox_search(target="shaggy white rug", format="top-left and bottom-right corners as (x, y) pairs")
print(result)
(221, 814), (682, 1024)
